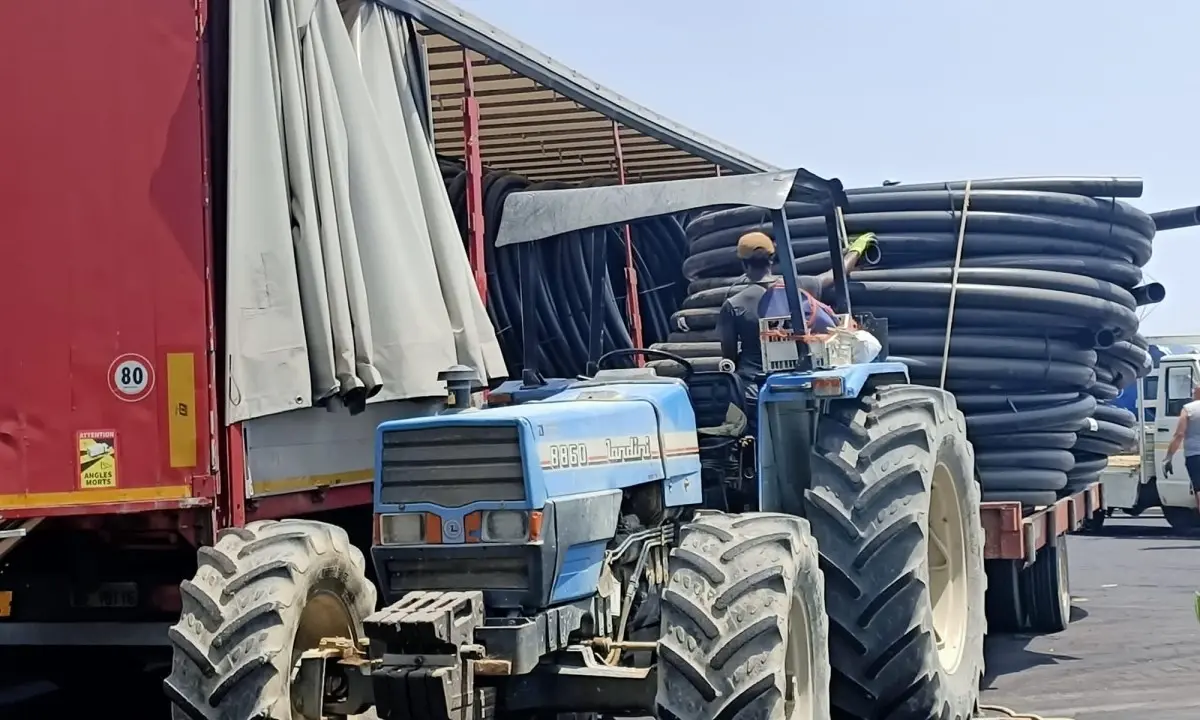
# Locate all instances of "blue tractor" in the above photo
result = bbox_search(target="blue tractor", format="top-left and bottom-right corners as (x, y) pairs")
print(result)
(167, 169), (986, 720)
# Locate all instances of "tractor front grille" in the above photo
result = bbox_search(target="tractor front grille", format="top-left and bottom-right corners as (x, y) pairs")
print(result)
(380, 554), (531, 593)
(379, 424), (526, 507)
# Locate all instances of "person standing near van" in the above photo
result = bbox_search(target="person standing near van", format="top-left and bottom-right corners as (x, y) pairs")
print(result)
(1164, 384), (1200, 511)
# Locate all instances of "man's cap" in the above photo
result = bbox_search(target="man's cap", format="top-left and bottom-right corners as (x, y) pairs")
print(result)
(736, 231), (775, 259)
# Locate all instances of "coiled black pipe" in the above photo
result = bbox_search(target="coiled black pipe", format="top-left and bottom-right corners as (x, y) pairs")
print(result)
(655, 177), (1159, 505)
(1131, 283), (1166, 306)
(1151, 205), (1200, 231)
(438, 159), (691, 378)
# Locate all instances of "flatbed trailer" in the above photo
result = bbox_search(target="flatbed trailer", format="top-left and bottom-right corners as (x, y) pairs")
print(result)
(981, 481), (1104, 633)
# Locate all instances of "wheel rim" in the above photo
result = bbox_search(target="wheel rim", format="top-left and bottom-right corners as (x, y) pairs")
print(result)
(290, 582), (357, 716)
(784, 592), (817, 719)
(927, 461), (969, 672)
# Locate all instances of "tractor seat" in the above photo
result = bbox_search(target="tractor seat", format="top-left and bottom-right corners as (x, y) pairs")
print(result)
(685, 371), (748, 438)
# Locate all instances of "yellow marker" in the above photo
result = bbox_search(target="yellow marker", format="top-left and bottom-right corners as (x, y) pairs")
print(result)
(78, 431), (118, 489)
(0, 485), (190, 510)
(166, 352), (198, 468)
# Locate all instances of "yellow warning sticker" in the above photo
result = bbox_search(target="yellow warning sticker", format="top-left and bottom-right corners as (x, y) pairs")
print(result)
(78, 431), (118, 490)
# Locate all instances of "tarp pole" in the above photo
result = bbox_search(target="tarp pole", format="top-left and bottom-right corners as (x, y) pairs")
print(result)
(463, 49), (487, 300)
(612, 121), (644, 360)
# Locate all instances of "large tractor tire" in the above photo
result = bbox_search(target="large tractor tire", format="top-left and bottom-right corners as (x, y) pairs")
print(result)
(164, 519), (377, 720)
(657, 511), (831, 720)
(804, 385), (986, 720)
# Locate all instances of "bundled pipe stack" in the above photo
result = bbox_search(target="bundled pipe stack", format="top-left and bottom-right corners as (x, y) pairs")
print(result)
(437, 160), (691, 377)
(653, 177), (1161, 506)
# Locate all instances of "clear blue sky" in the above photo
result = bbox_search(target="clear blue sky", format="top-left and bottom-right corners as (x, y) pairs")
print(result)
(456, 0), (1198, 336)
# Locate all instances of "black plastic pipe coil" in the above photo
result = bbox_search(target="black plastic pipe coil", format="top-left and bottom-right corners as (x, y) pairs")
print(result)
(651, 177), (1159, 506)
(1151, 205), (1200, 231)
(438, 160), (690, 378)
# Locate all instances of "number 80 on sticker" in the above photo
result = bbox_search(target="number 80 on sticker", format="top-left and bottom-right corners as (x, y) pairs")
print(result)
(108, 353), (155, 403)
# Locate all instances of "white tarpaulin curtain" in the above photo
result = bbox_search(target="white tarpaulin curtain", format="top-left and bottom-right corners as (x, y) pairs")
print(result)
(225, 0), (506, 423)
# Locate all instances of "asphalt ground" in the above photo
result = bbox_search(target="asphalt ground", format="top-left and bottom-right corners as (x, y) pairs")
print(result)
(3, 514), (1197, 718)
(980, 514), (1200, 719)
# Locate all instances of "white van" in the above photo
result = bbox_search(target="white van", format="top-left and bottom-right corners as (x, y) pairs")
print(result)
(1102, 353), (1200, 530)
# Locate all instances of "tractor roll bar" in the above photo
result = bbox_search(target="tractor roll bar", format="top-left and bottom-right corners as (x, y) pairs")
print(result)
(495, 169), (853, 385)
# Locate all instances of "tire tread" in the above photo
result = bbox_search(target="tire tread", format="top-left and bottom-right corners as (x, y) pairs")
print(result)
(164, 519), (376, 720)
(804, 385), (986, 720)
(657, 512), (831, 720)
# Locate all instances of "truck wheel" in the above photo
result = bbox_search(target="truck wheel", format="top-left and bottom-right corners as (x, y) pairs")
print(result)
(984, 560), (1024, 633)
(164, 519), (377, 720)
(1162, 506), (1200, 534)
(804, 385), (986, 720)
(1024, 534), (1071, 633)
(1080, 508), (1106, 534)
(657, 511), (831, 720)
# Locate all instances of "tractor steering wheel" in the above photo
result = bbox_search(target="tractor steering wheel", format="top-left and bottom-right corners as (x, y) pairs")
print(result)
(596, 348), (695, 380)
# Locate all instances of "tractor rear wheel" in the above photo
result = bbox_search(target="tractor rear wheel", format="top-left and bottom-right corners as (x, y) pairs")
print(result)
(804, 385), (986, 720)
(657, 511), (831, 720)
(164, 519), (377, 719)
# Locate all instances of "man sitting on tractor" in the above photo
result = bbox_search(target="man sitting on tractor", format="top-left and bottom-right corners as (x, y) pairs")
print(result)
(717, 230), (877, 426)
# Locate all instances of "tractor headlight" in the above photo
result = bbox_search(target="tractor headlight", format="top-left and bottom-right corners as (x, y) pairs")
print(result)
(482, 510), (529, 542)
(377, 513), (424, 545)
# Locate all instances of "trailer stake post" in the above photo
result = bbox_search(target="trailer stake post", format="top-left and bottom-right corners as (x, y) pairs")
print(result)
(612, 121), (644, 360)
(463, 49), (487, 300)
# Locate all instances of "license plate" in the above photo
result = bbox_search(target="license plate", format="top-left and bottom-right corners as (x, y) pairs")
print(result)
(73, 582), (139, 609)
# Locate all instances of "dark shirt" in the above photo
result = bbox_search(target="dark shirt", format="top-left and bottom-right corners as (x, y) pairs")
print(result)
(718, 275), (824, 386)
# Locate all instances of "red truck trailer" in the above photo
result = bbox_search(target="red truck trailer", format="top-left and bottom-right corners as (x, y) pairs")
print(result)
(0, 0), (766, 678)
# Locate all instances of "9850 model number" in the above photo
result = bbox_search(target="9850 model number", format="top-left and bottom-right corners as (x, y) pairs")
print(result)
(548, 442), (588, 469)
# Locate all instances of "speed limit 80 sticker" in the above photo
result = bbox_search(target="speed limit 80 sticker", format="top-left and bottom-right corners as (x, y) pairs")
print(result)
(108, 353), (155, 403)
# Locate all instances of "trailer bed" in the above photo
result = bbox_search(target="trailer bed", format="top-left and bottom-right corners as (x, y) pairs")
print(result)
(981, 482), (1103, 563)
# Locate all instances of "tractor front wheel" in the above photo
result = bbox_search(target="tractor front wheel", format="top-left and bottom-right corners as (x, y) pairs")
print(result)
(164, 519), (377, 720)
(656, 511), (831, 720)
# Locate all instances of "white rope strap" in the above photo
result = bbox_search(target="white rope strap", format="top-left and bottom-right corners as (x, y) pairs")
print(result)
(939, 180), (973, 389)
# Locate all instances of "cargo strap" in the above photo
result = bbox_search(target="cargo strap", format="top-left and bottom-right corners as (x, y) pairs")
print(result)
(939, 178), (973, 389)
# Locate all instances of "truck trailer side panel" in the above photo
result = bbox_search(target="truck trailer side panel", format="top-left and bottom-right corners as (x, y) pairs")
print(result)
(0, 1), (213, 514)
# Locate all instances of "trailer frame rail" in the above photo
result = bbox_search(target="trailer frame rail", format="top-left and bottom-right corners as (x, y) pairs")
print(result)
(980, 483), (1103, 565)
